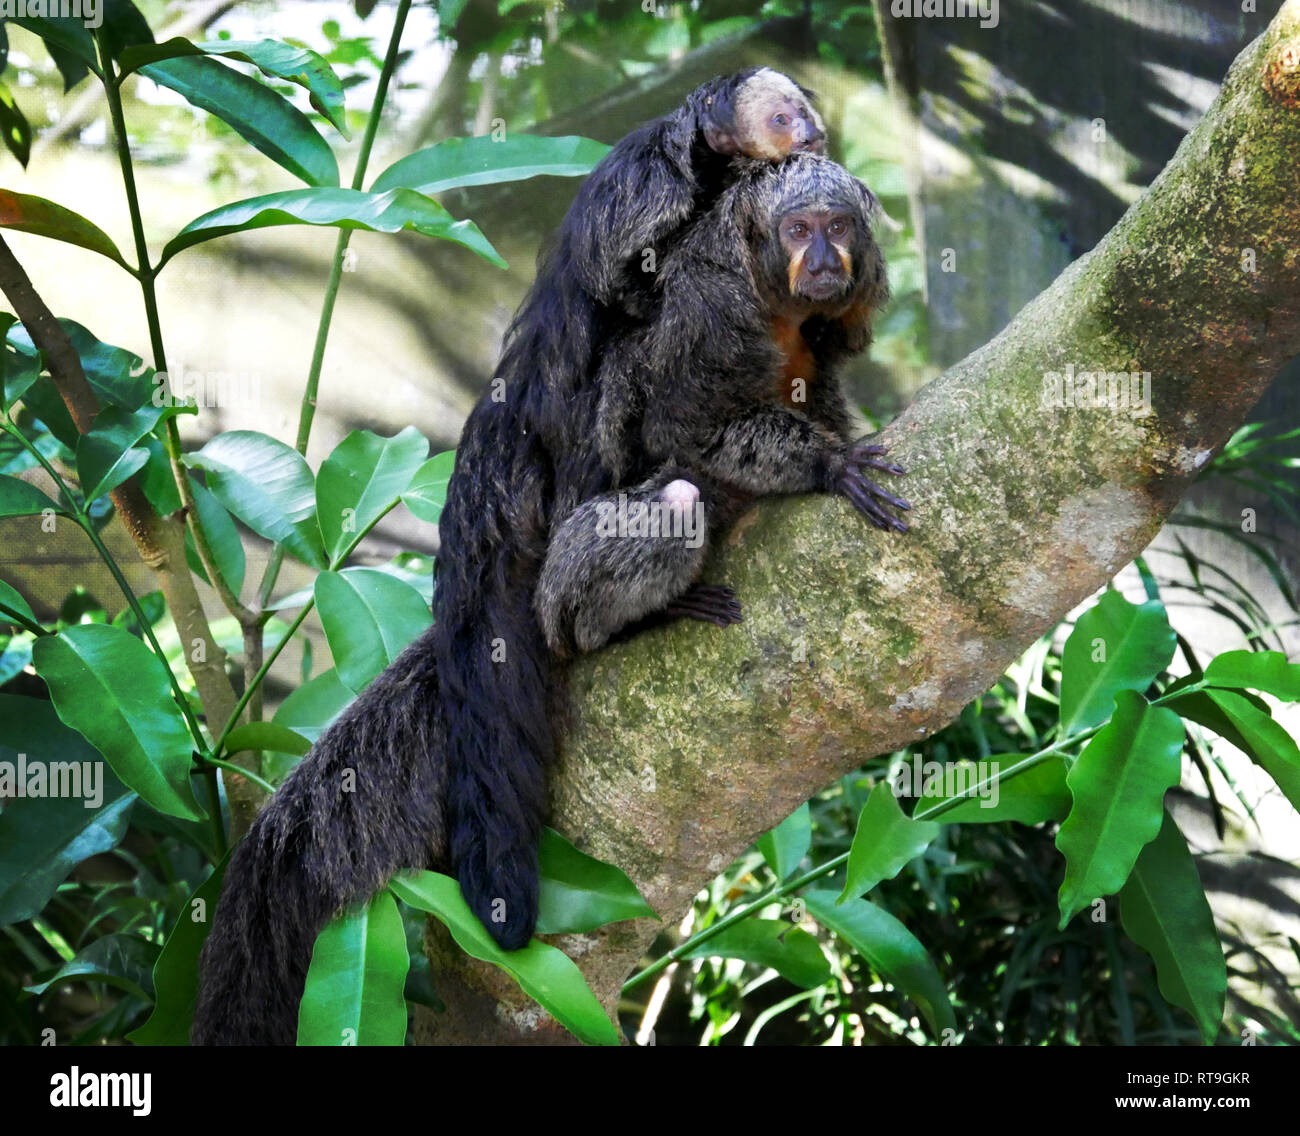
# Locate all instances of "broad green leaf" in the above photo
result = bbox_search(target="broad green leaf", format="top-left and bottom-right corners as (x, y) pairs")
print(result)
(0, 580), (37, 627)
(316, 426), (428, 561)
(121, 37), (348, 135)
(12, 17), (98, 87)
(838, 785), (939, 902)
(272, 667), (355, 743)
(1119, 810), (1226, 1045)
(0, 81), (32, 168)
(158, 187), (506, 270)
(299, 890), (409, 1046)
(9, 319), (159, 410)
(185, 430), (323, 568)
(1059, 590), (1176, 735)
(401, 449), (455, 524)
(804, 890), (955, 1037)
(314, 569), (431, 693)
(679, 920), (831, 989)
(26, 932), (158, 999)
(1204, 650), (1300, 702)
(1, 313), (39, 410)
(535, 827), (656, 934)
(390, 870), (619, 1046)
(75, 405), (165, 502)
(1202, 689), (1300, 814)
(371, 134), (610, 194)
(0, 696), (136, 925)
(756, 801), (811, 880)
(0, 473), (58, 517)
(141, 56), (338, 187)
(184, 476), (246, 598)
(0, 190), (128, 267)
(919, 756), (1071, 825)
(1056, 691), (1184, 927)
(223, 721), (312, 759)
(32, 624), (204, 821)
(128, 856), (227, 1045)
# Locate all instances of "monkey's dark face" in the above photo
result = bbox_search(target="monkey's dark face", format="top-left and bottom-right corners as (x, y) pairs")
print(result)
(703, 69), (826, 160)
(778, 207), (860, 304)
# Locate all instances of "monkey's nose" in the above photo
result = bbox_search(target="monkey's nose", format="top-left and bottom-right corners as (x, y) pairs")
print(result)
(799, 123), (826, 153)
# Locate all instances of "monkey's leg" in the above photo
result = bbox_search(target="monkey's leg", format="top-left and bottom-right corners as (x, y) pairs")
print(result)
(693, 404), (908, 530)
(535, 474), (737, 655)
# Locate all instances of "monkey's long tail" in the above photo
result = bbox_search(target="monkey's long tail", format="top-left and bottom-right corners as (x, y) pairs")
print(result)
(191, 627), (446, 1046)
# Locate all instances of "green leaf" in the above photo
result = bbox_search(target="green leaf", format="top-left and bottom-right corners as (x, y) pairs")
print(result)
(756, 802), (811, 880)
(535, 828), (656, 934)
(128, 856), (228, 1045)
(0, 190), (128, 267)
(1119, 810), (1226, 1045)
(401, 449), (455, 524)
(298, 890), (409, 1045)
(8, 319), (160, 410)
(1059, 590), (1177, 735)
(183, 476), (245, 597)
(0, 580), (37, 628)
(390, 870), (618, 1046)
(0, 473), (59, 517)
(121, 37), (349, 135)
(223, 721), (312, 759)
(25, 932), (158, 999)
(12, 17), (98, 87)
(679, 920), (831, 989)
(75, 405), (165, 502)
(0, 80), (32, 168)
(1201, 689), (1300, 815)
(838, 785), (939, 902)
(0, 696), (136, 925)
(159, 187), (506, 270)
(185, 430), (323, 568)
(1204, 650), (1300, 702)
(804, 890), (955, 1037)
(32, 624), (204, 821)
(141, 56), (339, 187)
(371, 134), (610, 194)
(1056, 691), (1184, 927)
(919, 756), (1071, 825)
(272, 667), (355, 744)
(316, 426), (428, 562)
(314, 569), (431, 693)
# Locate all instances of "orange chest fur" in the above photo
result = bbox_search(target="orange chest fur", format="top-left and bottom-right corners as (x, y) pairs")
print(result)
(769, 317), (815, 407)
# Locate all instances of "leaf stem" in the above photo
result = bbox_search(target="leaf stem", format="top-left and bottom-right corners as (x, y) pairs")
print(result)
(257, 0), (414, 611)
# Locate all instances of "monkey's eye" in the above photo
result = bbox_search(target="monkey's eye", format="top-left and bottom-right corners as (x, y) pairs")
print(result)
(788, 221), (810, 239)
(828, 220), (848, 237)
(771, 113), (790, 127)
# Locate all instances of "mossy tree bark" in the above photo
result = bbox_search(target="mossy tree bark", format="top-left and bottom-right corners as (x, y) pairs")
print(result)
(415, 2), (1300, 1044)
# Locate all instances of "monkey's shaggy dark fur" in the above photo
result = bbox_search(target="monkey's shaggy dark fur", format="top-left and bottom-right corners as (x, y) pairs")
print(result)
(192, 147), (898, 1044)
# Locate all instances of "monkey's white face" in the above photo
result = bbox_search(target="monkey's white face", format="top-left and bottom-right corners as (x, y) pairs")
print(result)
(734, 72), (826, 159)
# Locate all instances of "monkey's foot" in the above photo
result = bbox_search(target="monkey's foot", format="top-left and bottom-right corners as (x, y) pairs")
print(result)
(839, 443), (910, 533)
(665, 584), (743, 627)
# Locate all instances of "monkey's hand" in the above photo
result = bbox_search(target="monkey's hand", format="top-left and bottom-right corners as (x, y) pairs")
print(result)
(834, 441), (910, 533)
(664, 584), (743, 627)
